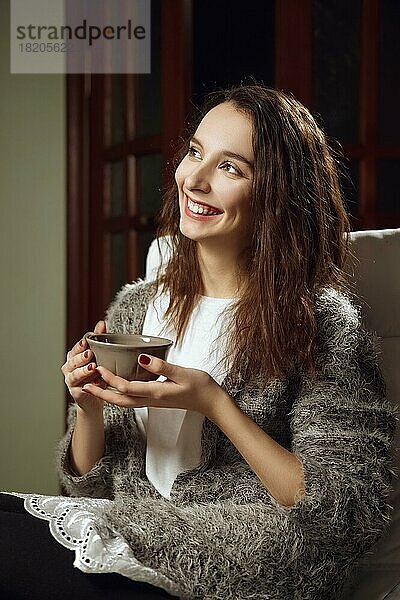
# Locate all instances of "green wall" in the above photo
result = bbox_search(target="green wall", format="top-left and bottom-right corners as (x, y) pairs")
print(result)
(0, 0), (66, 494)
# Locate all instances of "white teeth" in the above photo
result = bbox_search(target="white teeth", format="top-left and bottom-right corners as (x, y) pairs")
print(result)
(187, 197), (220, 216)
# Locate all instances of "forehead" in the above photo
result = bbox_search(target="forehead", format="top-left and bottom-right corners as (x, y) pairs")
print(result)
(194, 102), (253, 158)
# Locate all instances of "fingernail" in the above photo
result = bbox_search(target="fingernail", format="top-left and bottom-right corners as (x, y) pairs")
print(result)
(84, 350), (89, 358)
(80, 339), (85, 347)
(138, 354), (151, 365)
(87, 363), (94, 371)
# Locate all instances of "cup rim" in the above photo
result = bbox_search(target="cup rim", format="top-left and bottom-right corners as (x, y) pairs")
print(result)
(85, 332), (173, 350)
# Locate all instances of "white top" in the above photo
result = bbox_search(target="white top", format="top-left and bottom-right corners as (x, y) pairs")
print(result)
(135, 290), (235, 499)
(3, 287), (235, 597)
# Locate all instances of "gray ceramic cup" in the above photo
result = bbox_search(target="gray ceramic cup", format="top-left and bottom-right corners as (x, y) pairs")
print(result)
(85, 333), (173, 383)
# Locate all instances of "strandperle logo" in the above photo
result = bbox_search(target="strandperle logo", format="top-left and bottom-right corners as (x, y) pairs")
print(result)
(15, 19), (147, 47)
(10, 0), (151, 74)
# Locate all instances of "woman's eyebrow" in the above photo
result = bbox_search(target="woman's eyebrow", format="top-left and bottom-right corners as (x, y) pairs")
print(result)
(190, 136), (253, 170)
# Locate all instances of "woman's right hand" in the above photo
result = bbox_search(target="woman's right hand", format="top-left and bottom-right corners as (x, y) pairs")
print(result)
(61, 320), (107, 412)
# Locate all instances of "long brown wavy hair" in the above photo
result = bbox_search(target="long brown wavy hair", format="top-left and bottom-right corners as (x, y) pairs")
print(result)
(154, 84), (353, 385)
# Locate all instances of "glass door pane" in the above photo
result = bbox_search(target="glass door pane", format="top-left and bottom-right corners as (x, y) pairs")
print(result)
(378, 1), (400, 144)
(312, 0), (361, 143)
(137, 153), (163, 216)
(105, 160), (125, 217)
(111, 232), (126, 297)
(192, 0), (275, 104)
(111, 75), (124, 145)
(339, 159), (359, 217)
(132, 0), (162, 137)
(139, 230), (157, 279)
(377, 160), (400, 213)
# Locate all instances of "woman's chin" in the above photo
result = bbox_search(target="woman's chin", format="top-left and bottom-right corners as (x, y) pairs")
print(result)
(179, 219), (204, 242)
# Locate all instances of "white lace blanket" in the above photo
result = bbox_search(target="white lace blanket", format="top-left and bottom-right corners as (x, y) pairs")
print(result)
(2, 492), (181, 598)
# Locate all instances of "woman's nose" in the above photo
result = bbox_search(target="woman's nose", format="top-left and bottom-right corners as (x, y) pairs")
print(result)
(185, 163), (212, 193)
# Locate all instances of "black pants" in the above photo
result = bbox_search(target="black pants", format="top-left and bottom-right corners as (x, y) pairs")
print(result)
(0, 494), (179, 600)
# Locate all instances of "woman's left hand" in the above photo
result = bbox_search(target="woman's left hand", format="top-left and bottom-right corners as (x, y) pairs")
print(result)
(81, 354), (229, 420)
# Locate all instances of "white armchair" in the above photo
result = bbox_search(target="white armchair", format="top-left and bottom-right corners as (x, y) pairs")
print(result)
(343, 228), (400, 600)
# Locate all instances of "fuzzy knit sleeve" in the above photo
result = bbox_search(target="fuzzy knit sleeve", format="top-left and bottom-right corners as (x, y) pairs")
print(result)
(56, 281), (150, 498)
(55, 402), (132, 499)
(285, 288), (398, 555)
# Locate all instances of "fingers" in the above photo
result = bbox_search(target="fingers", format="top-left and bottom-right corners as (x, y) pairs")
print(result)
(62, 322), (108, 397)
(65, 337), (86, 365)
(93, 377), (108, 390)
(65, 322), (103, 360)
(64, 321), (104, 359)
(66, 361), (99, 388)
(95, 366), (163, 399)
(94, 320), (106, 334)
(64, 345), (91, 370)
(92, 367), (132, 395)
(82, 381), (150, 408)
(137, 354), (179, 382)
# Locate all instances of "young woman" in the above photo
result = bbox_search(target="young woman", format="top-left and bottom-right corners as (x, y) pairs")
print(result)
(1, 84), (396, 600)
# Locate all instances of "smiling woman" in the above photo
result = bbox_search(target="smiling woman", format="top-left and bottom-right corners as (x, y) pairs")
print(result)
(0, 84), (396, 600)
(175, 103), (254, 279)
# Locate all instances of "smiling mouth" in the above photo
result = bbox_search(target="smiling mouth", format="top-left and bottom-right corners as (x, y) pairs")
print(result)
(185, 194), (223, 216)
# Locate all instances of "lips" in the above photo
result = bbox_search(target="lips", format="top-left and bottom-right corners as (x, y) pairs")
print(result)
(183, 195), (223, 221)
(184, 193), (223, 214)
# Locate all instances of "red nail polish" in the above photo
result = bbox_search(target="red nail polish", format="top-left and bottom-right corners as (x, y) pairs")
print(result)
(88, 363), (94, 371)
(138, 354), (151, 365)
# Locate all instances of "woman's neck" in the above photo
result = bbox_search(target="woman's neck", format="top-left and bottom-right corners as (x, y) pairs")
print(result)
(197, 244), (242, 299)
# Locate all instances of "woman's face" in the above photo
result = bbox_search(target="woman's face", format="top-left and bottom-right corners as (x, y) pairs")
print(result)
(175, 102), (254, 254)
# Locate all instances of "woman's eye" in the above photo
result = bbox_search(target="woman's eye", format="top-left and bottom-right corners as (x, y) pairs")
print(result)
(187, 147), (241, 176)
(188, 146), (201, 158)
(222, 162), (241, 175)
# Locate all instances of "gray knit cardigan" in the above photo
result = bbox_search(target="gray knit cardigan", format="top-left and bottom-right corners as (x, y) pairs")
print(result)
(56, 280), (397, 600)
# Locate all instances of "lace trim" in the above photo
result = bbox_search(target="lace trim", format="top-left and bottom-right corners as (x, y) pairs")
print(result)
(3, 492), (181, 597)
